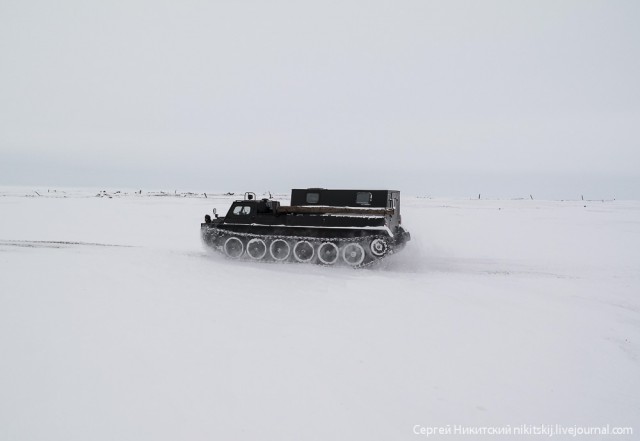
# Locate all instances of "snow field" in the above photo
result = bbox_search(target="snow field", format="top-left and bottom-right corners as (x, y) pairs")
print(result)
(0, 189), (638, 440)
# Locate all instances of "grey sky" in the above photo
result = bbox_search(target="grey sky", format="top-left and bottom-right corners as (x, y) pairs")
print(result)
(1, 0), (639, 198)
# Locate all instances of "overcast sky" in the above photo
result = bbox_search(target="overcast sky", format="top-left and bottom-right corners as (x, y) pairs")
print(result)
(1, 0), (638, 198)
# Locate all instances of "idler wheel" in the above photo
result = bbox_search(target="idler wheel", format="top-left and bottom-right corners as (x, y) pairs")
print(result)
(223, 236), (244, 258)
(269, 239), (291, 261)
(246, 238), (267, 260)
(293, 240), (315, 263)
(370, 238), (388, 257)
(342, 243), (366, 266)
(317, 242), (339, 265)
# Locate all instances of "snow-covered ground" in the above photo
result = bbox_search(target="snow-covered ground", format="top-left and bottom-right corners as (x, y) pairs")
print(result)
(1, 187), (638, 440)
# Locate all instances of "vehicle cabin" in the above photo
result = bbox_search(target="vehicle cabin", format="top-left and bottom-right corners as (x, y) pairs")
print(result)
(221, 189), (402, 232)
(290, 189), (400, 210)
(224, 196), (279, 218)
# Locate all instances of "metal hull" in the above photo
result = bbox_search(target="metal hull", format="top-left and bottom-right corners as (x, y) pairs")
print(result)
(201, 223), (410, 267)
(200, 189), (410, 267)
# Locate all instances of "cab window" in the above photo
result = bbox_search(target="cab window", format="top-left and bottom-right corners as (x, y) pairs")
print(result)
(232, 205), (252, 215)
(356, 192), (372, 205)
(306, 192), (320, 204)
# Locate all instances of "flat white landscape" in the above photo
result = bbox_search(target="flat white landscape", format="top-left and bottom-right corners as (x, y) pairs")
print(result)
(1, 187), (638, 440)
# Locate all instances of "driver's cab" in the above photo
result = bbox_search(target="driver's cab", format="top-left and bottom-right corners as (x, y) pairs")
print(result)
(224, 192), (258, 223)
(223, 192), (280, 223)
(225, 201), (256, 222)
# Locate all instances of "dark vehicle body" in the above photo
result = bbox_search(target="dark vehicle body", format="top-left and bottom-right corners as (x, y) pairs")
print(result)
(201, 188), (410, 266)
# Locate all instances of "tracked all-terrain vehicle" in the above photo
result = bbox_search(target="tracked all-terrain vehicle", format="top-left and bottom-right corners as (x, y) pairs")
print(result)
(201, 189), (410, 267)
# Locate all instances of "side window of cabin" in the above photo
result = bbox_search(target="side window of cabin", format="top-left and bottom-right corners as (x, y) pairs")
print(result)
(306, 192), (320, 204)
(232, 205), (251, 215)
(356, 192), (372, 205)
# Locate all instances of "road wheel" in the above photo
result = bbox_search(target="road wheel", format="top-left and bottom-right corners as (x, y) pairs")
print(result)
(269, 239), (291, 261)
(342, 243), (365, 266)
(246, 238), (267, 260)
(317, 242), (339, 265)
(293, 240), (315, 263)
(223, 236), (244, 258)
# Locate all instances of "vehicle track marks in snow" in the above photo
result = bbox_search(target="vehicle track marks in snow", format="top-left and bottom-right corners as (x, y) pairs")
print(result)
(0, 239), (133, 249)
(378, 253), (576, 279)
